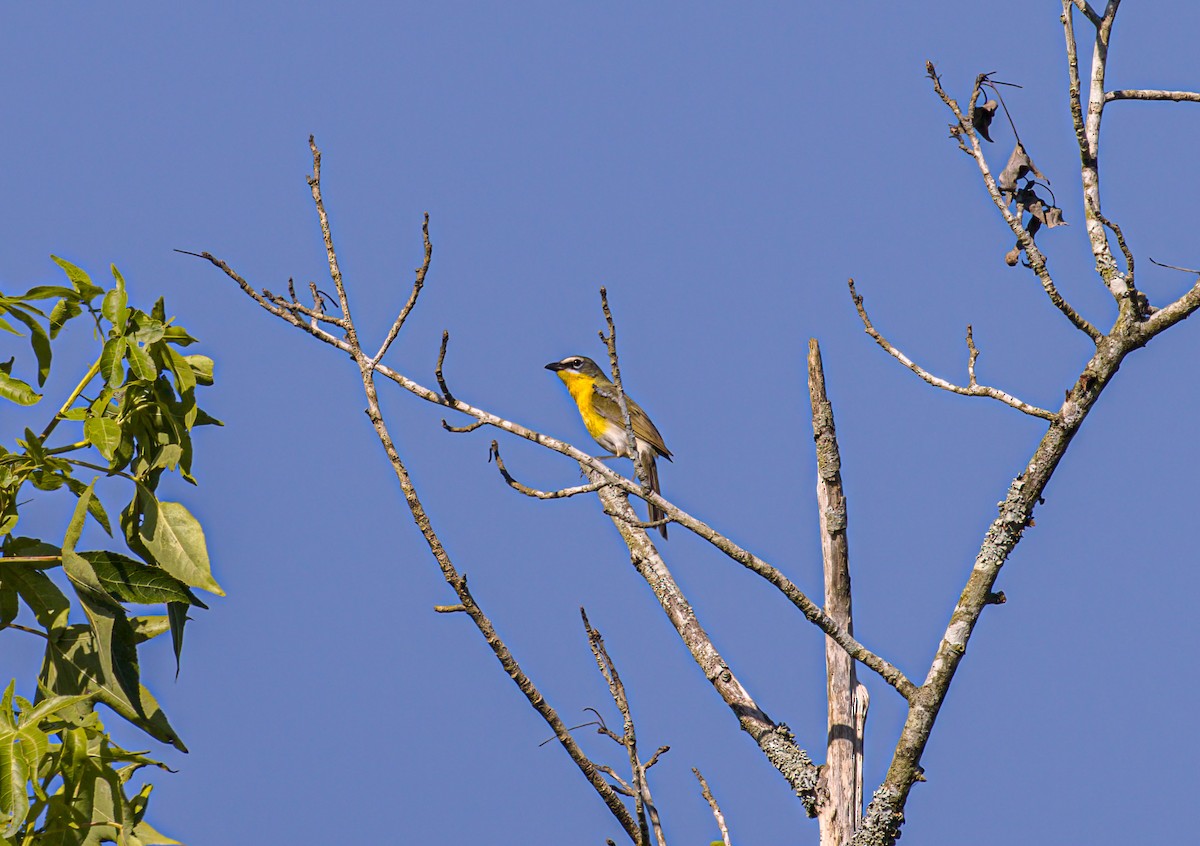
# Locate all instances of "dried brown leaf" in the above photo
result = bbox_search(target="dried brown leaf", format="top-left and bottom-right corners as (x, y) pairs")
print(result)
(997, 142), (1044, 202)
(973, 100), (998, 142)
(1043, 206), (1067, 227)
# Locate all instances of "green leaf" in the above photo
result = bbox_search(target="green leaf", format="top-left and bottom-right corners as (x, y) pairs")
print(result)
(0, 372), (40, 406)
(80, 551), (195, 606)
(20, 692), (96, 728)
(61, 488), (140, 713)
(129, 817), (183, 845)
(0, 691), (32, 837)
(192, 407), (224, 428)
(64, 476), (113, 536)
(127, 312), (165, 346)
(75, 590), (142, 721)
(183, 355), (213, 386)
(137, 495), (222, 596)
(101, 289), (128, 333)
(2, 307), (52, 387)
(49, 296), (83, 339)
(0, 585), (17, 627)
(99, 338), (125, 388)
(160, 346), (195, 395)
(84, 418), (122, 463)
(160, 325), (197, 347)
(40, 625), (186, 751)
(0, 314), (20, 335)
(167, 602), (188, 678)
(51, 254), (104, 301)
(129, 616), (171, 644)
(124, 339), (156, 382)
(0, 566), (69, 633)
(18, 285), (77, 301)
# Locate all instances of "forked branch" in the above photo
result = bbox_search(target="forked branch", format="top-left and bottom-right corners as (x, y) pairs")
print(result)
(925, 63), (1101, 341)
(850, 280), (1057, 421)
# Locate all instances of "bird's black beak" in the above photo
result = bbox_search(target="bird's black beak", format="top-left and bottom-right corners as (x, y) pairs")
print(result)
(545, 361), (566, 371)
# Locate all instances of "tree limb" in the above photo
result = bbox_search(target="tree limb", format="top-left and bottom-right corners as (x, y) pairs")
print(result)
(850, 280), (1058, 421)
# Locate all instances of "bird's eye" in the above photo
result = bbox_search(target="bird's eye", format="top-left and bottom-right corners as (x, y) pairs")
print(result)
(571, 359), (582, 368)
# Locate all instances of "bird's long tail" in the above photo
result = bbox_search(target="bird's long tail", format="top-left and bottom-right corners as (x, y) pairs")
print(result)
(644, 451), (668, 539)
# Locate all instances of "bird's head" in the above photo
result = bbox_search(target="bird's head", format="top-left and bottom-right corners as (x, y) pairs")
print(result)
(544, 355), (606, 382)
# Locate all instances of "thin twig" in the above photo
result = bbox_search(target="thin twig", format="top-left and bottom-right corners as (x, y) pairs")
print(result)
(644, 746), (669, 770)
(850, 280), (1057, 421)
(0, 623), (49, 639)
(693, 768), (732, 846)
(583, 609), (653, 846)
(372, 213), (433, 365)
(442, 419), (485, 434)
(1148, 258), (1200, 275)
(266, 295), (347, 328)
(965, 326), (980, 386)
(596, 766), (636, 797)
(490, 441), (610, 499)
(1060, 1), (1135, 304)
(307, 136), (357, 347)
(602, 510), (672, 531)
(436, 330), (455, 403)
(1093, 209), (1135, 287)
(598, 288), (647, 487)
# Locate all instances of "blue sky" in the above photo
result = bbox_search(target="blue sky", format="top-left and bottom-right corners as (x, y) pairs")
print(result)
(3, 3), (1199, 843)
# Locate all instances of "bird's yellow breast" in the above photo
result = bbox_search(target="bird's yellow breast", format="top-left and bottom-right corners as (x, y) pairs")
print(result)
(556, 371), (613, 442)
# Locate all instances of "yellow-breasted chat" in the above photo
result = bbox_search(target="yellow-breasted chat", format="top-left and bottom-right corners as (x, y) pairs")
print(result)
(545, 355), (672, 538)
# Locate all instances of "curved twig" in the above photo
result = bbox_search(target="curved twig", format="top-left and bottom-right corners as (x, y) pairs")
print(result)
(490, 441), (610, 500)
(850, 280), (1058, 421)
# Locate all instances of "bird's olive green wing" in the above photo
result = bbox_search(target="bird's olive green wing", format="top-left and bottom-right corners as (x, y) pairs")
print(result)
(592, 383), (672, 459)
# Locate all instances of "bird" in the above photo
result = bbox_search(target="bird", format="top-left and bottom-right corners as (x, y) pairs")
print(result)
(545, 355), (672, 538)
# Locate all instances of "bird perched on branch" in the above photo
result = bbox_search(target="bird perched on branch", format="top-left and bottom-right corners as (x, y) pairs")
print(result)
(545, 355), (672, 538)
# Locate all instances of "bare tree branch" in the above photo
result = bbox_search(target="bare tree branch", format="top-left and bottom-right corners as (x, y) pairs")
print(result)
(1069, 0), (1101, 26)
(591, 472), (823, 816)
(849, 280), (1058, 421)
(809, 339), (865, 846)
(490, 441), (610, 499)
(853, 329), (1141, 845)
(583, 609), (658, 846)
(442, 419), (486, 434)
(245, 143), (645, 842)
(372, 212), (433, 365)
(306, 135), (358, 343)
(693, 768), (732, 846)
(925, 63), (1102, 340)
(1105, 89), (1200, 104)
(436, 329), (455, 403)
(598, 287), (648, 488)
(1060, 1), (1137, 305)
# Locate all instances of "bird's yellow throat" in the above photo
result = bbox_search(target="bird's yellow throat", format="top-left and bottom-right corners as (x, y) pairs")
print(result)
(555, 370), (611, 441)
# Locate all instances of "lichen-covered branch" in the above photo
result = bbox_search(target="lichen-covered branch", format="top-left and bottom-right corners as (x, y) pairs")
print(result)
(592, 471), (823, 816)
(809, 339), (866, 846)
